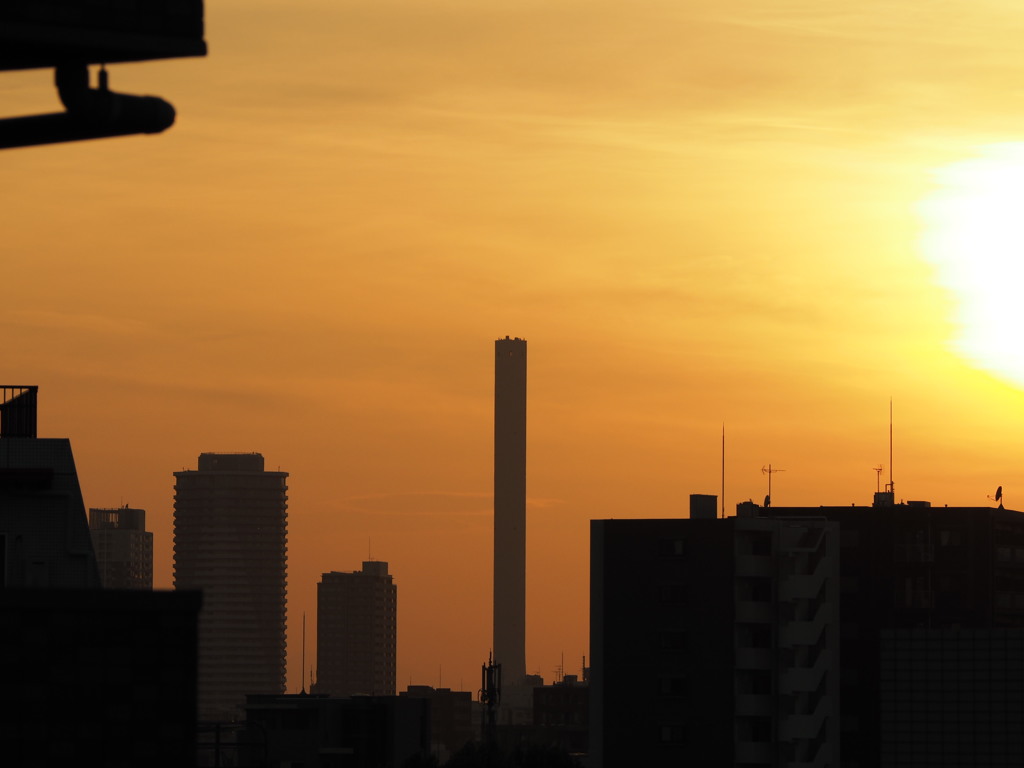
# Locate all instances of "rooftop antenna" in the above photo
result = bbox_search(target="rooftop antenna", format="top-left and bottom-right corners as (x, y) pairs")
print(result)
(721, 423), (726, 518)
(873, 465), (884, 493)
(988, 485), (1004, 509)
(301, 612), (307, 694)
(762, 464), (785, 508)
(480, 653), (501, 742)
(887, 398), (894, 495)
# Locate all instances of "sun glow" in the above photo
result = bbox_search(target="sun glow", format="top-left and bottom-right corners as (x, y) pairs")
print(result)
(918, 144), (1024, 388)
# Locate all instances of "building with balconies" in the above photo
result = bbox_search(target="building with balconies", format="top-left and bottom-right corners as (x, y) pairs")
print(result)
(590, 502), (839, 767)
(173, 452), (289, 722)
(749, 498), (1024, 767)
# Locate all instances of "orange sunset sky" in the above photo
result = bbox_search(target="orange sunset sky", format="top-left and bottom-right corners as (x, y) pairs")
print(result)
(4, 0), (1024, 695)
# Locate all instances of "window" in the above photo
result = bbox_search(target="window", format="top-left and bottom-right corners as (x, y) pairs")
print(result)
(737, 623), (772, 649)
(660, 677), (688, 696)
(661, 631), (688, 650)
(658, 539), (685, 557)
(660, 724), (686, 744)
(736, 670), (772, 695)
(659, 584), (688, 604)
(737, 577), (773, 602)
(939, 529), (963, 547)
(736, 716), (773, 743)
(750, 532), (772, 556)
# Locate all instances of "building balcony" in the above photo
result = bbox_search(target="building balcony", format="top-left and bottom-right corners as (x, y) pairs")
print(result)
(779, 620), (826, 648)
(779, 525), (826, 553)
(736, 693), (774, 717)
(735, 648), (773, 669)
(779, 570), (826, 602)
(736, 600), (774, 623)
(779, 651), (832, 694)
(779, 705), (828, 741)
(735, 741), (774, 764)
(735, 555), (774, 577)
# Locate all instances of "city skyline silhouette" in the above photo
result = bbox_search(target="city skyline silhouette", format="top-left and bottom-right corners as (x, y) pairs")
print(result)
(4, 0), (1024, 716)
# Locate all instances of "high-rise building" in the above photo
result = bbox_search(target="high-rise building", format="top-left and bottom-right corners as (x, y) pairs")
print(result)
(173, 452), (288, 722)
(590, 508), (840, 767)
(89, 505), (153, 589)
(0, 385), (100, 588)
(749, 497), (1024, 767)
(591, 493), (1024, 767)
(314, 561), (397, 697)
(494, 336), (527, 690)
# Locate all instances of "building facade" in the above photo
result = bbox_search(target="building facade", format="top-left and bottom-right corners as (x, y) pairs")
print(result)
(89, 505), (153, 589)
(750, 497), (1024, 767)
(401, 685), (475, 763)
(1, 588), (200, 767)
(315, 561), (397, 697)
(533, 675), (589, 756)
(0, 385), (100, 588)
(240, 693), (430, 768)
(590, 511), (840, 767)
(173, 452), (289, 722)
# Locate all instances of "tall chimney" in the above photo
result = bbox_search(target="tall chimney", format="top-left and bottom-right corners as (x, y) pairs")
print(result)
(493, 336), (527, 686)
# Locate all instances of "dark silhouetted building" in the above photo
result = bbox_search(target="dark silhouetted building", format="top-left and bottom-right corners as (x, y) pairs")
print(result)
(401, 685), (475, 763)
(590, 510), (840, 767)
(0, 385), (100, 588)
(0, 588), (201, 766)
(0, 387), (201, 766)
(880, 627), (1024, 767)
(240, 693), (430, 768)
(494, 336), (528, 719)
(174, 452), (289, 722)
(89, 505), (153, 589)
(747, 498), (1024, 767)
(533, 674), (589, 757)
(315, 561), (397, 698)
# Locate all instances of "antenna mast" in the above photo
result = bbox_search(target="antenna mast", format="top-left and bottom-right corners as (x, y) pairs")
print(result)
(721, 423), (725, 518)
(888, 398), (894, 495)
(762, 464), (785, 508)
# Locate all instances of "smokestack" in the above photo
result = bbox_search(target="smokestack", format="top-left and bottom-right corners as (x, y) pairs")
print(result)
(493, 336), (527, 687)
